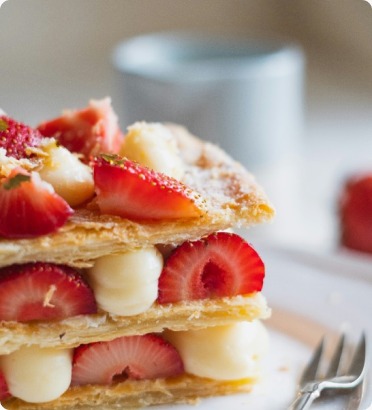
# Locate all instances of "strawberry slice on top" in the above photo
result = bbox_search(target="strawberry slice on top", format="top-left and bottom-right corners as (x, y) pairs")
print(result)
(158, 232), (264, 304)
(71, 334), (184, 386)
(0, 262), (97, 322)
(0, 115), (42, 159)
(0, 168), (73, 238)
(37, 98), (124, 162)
(93, 154), (205, 221)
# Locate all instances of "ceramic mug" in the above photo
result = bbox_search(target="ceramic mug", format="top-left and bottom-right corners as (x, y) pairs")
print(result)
(112, 32), (304, 170)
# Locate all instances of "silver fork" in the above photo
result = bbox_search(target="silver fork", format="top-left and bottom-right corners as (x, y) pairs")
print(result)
(289, 332), (367, 410)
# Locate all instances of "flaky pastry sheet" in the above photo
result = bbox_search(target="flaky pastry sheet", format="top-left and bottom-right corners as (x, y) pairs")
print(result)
(4, 374), (258, 410)
(0, 125), (274, 268)
(0, 293), (269, 355)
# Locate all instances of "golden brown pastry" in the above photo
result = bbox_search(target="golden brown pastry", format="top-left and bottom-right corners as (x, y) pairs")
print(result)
(5, 374), (259, 410)
(0, 294), (269, 355)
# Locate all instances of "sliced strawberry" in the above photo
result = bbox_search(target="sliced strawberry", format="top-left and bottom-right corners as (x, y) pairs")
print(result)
(0, 115), (42, 159)
(71, 334), (184, 386)
(93, 154), (204, 221)
(37, 98), (124, 162)
(0, 262), (97, 322)
(0, 168), (73, 238)
(339, 173), (372, 253)
(0, 372), (11, 401)
(158, 232), (264, 304)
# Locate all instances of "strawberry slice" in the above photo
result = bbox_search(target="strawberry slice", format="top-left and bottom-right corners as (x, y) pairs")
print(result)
(93, 154), (204, 221)
(71, 334), (184, 386)
(339, 173), (372, 253)
(0, 262), (97, 322)
(0, 115), (42, 159)
(0, 168), (73, 238)
(37, 98), (124, 162)
(158, 232), (264, 304)
(0, 372), (11, 401)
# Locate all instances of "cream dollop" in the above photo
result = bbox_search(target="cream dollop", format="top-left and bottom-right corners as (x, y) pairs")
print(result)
(0, 346), (72, 403)
(87, 246), (163, 316)
(165, 321), (268, 380)
(120, 122), (184, 179)
(38, 140), (94, 206)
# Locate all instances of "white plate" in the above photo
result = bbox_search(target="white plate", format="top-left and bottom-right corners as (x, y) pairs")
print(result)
(153, 244), (372, 410)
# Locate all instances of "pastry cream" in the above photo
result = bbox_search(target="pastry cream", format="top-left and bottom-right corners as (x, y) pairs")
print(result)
(0, 346), (72, 403)
(38, 140), (94, 207)
(87, 247), (163, 316)
(165, 321), (268, 380)
(120, 122), (184, 179)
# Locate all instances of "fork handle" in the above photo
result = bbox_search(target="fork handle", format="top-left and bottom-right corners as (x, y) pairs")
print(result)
(288, 390), (320, 410)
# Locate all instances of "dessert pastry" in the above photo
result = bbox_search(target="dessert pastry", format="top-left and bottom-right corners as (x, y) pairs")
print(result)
(0, 99), (274, 409)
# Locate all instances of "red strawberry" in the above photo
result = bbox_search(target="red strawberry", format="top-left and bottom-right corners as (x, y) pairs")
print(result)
(0, 372), (11, 401)
(0, 168), (73, 238)
(71, 334), (184, 386)
(339, 173), (372, 253)
(158, 232), (264, 304)
(0, 262), (97, 322)
(37, 98), (124, 162)
(0, 115), (42, 159)
(93, 154), (204, 221)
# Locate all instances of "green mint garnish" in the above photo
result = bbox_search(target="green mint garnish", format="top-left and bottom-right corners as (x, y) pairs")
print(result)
(3, 174), (31, 190)
(101, 153), (118, 162)
(0, 119), (9, 132)
(101, 153), (126, 166)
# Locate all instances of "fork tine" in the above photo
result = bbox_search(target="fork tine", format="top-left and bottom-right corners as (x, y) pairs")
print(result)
(300, 336), (325, 384)
(325, 333), (345, 378)
(290, 332), (368, 409)
(347, 332), (367, 381)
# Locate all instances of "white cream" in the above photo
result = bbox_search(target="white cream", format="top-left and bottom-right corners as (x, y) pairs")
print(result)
(87, 247), (163, 316)
(120, 122), (184, 179)
(0, 346), (72, 403)
(38, 140), (94, 206)
(165, 321), (268, 380)
(91, 282), (159, 316)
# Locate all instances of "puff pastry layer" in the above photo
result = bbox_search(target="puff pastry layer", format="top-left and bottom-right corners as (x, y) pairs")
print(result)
(0, 294), (269, 355)
(4, 374), (258, 410)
